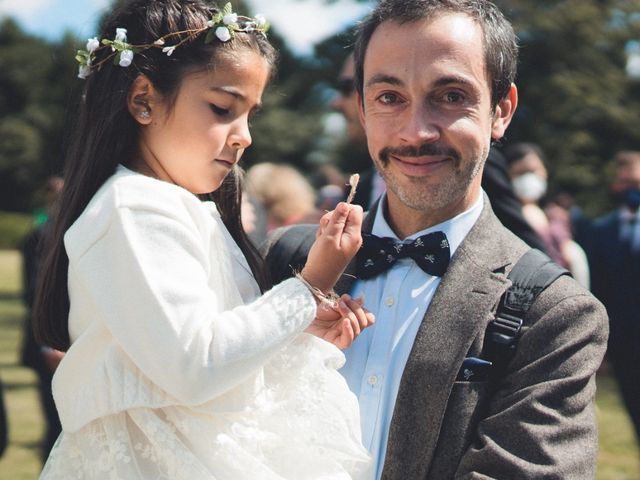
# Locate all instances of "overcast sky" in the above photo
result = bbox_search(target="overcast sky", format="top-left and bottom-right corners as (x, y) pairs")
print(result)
(0, 0), (372, 55)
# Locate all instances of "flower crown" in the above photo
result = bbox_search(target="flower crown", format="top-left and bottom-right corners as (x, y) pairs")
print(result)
(76, 2), (269, 79)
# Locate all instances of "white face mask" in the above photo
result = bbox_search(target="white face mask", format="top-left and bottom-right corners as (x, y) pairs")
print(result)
(512, 172), (547, 203)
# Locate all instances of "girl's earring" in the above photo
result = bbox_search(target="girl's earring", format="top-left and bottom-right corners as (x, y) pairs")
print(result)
(140, 110), (151, 119)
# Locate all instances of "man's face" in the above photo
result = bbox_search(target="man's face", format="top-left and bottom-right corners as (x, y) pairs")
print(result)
(331, 57), (367, 144)
(613, 158), (640, 193)
(358, 14), (515, 217)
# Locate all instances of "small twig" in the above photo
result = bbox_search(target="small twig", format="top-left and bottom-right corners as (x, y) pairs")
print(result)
(295, 272), (340, 307)
(345, 173), (360, 204)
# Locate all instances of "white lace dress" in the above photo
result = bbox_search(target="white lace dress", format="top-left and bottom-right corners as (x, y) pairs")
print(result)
(40, 167), (371, 479)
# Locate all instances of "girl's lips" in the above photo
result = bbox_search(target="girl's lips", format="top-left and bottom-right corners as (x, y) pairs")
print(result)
(390, 155), (451, 176)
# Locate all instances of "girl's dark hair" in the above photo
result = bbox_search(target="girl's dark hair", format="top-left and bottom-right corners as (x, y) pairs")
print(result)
(34, 0), (276, 351)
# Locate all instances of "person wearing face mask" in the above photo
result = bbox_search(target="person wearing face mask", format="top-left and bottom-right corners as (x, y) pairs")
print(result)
(584, 151), (640, 451)
(505, 143), (590, 287)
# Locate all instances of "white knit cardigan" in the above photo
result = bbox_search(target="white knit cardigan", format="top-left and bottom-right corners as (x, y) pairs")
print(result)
(53, 166), (316, 432)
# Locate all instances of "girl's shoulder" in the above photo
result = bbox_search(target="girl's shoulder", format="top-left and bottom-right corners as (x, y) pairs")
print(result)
(112, 165), (205, 210)
(65, 165), (218, 259)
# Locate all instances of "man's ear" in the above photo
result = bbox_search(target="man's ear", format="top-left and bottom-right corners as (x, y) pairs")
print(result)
(491, 83), (518, 141)
(127, 75), (157, 125)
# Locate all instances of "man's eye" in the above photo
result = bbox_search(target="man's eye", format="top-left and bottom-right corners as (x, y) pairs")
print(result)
(444, 92), (464, 103)
(210, 104), (230, 116)
(378, 92), (399, 105)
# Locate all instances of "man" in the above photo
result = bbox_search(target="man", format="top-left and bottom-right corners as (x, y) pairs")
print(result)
(265, 1), (607, 478)
(584, 151), (640, 446)
(333, 52), (547, 250)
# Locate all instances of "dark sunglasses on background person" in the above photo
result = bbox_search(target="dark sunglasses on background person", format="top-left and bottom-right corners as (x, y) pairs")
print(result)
(336, 77), (355, 97)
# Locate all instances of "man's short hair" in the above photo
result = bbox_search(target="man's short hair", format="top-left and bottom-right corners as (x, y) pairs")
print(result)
(353, 0), (518, 109)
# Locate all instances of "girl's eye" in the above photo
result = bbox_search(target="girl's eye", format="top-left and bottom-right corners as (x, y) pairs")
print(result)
(210, 104), (230, 116)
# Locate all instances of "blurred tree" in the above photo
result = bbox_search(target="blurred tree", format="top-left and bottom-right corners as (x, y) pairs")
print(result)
(494, 0), (640, 216)
(0, 19), (79, 212)
(4, 0), (638, 218)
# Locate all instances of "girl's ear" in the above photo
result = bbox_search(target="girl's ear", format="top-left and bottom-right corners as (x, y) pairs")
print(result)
(127, 75), (156, 125)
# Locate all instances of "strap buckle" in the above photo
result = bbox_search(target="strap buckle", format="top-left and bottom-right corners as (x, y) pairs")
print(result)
(487, 311), (523, 351)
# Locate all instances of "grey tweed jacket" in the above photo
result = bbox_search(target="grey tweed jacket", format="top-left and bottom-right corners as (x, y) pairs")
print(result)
(263, 197), (608, 479)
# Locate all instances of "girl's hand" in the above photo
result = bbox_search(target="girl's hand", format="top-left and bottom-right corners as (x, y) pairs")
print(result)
(301, 202), (363, 293)
(305, 294), (374, 350)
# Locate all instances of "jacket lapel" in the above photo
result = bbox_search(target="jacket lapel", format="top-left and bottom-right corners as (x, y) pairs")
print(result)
(382, 197), (525, 479)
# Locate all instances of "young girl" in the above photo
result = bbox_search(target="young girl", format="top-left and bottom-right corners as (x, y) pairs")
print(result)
(34, 1), (372, 478)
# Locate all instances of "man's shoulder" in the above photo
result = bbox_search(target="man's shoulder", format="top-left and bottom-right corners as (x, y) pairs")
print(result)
(262, 224), (319, 285)
(263, 224), (317, 254)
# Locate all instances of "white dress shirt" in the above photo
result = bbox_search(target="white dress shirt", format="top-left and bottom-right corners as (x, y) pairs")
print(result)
(341, 191), (484, 480)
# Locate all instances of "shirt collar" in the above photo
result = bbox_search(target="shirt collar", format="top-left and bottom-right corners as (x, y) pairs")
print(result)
(371, 190), (484, 257)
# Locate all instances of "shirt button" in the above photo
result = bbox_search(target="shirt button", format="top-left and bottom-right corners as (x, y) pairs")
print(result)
(368, 375), (378, 386)
(385, 296), (394, 307)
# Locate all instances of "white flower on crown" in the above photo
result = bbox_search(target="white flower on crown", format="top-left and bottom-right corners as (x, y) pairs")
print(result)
(223, 13), (238, 25)
(86, 37), (100, 53)
(215, 26), (231, 42)
(115, 28), (128, 42)
(254, 14), (266, 27)
(78, 64), (91, 79)
(119, 49), (134, 67)
(162, 46), (177, 56)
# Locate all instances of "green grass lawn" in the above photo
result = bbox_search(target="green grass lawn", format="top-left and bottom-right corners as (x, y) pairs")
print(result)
(0, 248), (638, 479)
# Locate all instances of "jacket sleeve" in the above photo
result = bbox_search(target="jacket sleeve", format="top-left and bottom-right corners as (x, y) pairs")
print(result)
(261, 224), (318, 285)
(70, 202), (317, 405)
(455, 276), (608, 479)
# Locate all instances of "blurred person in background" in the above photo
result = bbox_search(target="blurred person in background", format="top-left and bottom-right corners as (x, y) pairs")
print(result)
(584, 151), (640, 446)
(0, 375), (6, 459)
(244, 162), (322, 233)
(331, 54), (386, 209)
(20, 176), (64, 462)
(505, 143), (590, 287)
(311, 163), (349, 212)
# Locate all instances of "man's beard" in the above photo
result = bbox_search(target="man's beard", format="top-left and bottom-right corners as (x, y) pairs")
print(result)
(375, 142), (485, 212)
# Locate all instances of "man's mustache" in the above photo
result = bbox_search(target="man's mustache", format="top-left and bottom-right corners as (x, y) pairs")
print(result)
(379, 143), (460, 166)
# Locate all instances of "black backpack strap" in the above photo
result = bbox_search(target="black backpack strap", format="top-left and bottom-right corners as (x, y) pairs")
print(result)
(483, 249), (570, 378)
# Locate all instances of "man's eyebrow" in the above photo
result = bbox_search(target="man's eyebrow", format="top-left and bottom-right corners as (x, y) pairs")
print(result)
(366, 74), (404, 89)
(432, 75), (479, 92)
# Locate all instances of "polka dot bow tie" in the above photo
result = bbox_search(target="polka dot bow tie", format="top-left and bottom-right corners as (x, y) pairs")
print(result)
(356, 231), (451, 279)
